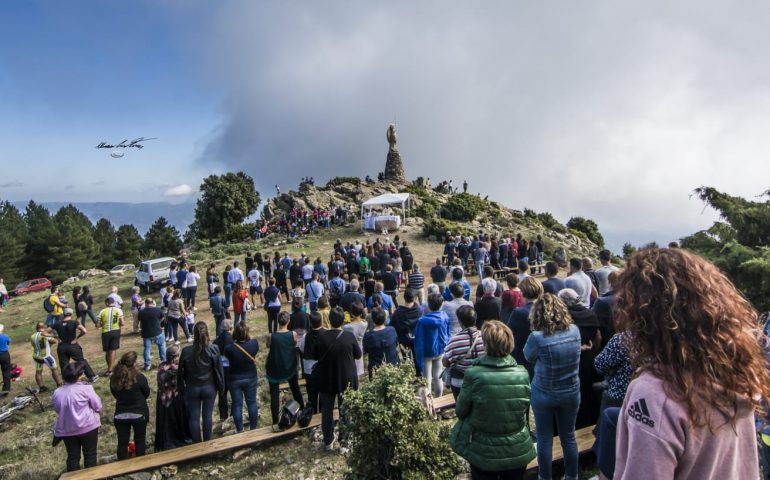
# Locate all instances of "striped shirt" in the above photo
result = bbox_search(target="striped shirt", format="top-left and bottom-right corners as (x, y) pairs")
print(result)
(407, 272), (425, 290)
(443, 328), (486, 387)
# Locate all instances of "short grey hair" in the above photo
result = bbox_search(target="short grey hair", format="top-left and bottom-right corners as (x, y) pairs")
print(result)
(350, 278), (360, 291)
(426, 284), (440, 296)
(558, 288), (581, 307)
(481, 277), (497, 294)
(221, 319), (234, 332)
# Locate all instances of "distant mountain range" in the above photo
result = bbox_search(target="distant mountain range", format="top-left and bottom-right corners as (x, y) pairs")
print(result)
(12, 201), (195, 235)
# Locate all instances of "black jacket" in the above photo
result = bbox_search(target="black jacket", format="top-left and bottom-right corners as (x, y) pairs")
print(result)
(309, 329), (361, 394)
(390, 304), (422, 345)
(178, 344), (225, 394)
(111, 373), (151, 418)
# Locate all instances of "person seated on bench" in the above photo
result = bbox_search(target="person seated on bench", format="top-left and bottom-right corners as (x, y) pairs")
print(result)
(450, 320), (535, 480)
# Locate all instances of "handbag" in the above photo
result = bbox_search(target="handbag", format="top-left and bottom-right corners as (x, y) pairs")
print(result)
(277, 399), (301, 430)
(77, 301), (88, 313)
(449, 330), (481, 380)
(296, 405), (314, 428)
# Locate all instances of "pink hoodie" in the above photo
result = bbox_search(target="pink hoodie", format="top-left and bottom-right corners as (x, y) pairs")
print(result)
(615, 371), (758, 479)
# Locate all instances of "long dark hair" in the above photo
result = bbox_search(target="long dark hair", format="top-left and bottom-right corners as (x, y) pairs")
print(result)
(193, 321), (210, 358)
(111, 351), (139, 390)
(616, 247), (770, 430)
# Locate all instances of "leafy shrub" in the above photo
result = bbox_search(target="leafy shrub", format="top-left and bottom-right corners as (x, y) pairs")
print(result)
(536, 212), (560, 229)
(551, 223), (567, 234)
(523, 208), (537, 219)
(441, 193), (486, 222)
(343, 364), (464, 480)
(423, 218), (473, 239)
(566, 216), (605, 247)
(327, 176), (361, 187)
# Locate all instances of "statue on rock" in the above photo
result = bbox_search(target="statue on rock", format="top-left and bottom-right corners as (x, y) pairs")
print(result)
(384, 123), (406, 183)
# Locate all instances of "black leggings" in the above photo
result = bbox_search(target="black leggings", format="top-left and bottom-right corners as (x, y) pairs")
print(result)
(470, 464), (525, 480)
(63, 427), (99, 472)
(115, 417), (147, 459)
(269, 375), (304, 424)
(267, 307), (280, 333)
(57, 344), (96, 379)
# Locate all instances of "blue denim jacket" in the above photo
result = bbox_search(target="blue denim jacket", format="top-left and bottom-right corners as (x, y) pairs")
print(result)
(523, 324), (581, 394)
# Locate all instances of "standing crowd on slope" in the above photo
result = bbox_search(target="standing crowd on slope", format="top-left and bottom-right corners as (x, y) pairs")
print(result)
(1, 234), (770, 480)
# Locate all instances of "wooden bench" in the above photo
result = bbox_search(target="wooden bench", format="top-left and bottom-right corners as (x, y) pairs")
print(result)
(525, 425), (595, 472)
(59, 410), (339, 480)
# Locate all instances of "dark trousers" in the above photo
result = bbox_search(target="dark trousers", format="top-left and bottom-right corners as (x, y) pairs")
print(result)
(269, 375), (304, 424)
(57, 344), (96, 379)
(470, 465), (525, 480)
(185, 286), (197, 309)
(0, 351), (11, 391)
(451, 385), (461, 400)
(186, 383), (217, 442)
(62, 427), (99, 472)
(169, 316), (190, 341)
(214, 314), (225, 337)
(229, 375), (259, 432)
(267, 307), (281, 333)
(115, 417), (147, 459)
(595, 407), (621, 479)
(303, 373), (319, 413)
(319, 392), (343, 445)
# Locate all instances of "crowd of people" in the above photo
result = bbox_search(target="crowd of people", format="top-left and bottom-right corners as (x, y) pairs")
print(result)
(1, 236), (770, 480)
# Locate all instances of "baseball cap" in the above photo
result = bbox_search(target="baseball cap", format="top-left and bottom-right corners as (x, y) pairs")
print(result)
(63, 308), (74, 316)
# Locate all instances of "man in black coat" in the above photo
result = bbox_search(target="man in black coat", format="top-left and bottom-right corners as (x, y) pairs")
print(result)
(309, 307), (361, 450)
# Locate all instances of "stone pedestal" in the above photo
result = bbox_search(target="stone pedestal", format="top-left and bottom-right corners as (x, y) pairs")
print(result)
(384, 150), (406, 182)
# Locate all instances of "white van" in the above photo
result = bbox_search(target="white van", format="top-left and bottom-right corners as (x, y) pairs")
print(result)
(135, 257), (176, 292)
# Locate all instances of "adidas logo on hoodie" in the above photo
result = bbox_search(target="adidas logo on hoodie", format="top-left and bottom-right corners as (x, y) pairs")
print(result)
(628, 398), (655, 427)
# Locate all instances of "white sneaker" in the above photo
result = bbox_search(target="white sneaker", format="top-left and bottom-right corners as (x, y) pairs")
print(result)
(187, 336), (193, 343)
(175, 340), (180, 345)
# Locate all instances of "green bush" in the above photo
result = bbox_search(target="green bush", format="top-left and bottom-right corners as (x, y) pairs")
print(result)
(343, 365), (464, 479)
(536, 211), (560, 229)
(442, 193), (486, 222)
(423, 218), (473, 239)
(327, 176), (361, 187)
(566, 216), (605, 247)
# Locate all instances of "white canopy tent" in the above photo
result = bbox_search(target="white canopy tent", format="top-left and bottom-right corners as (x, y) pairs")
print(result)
(361, 192), (411, 230)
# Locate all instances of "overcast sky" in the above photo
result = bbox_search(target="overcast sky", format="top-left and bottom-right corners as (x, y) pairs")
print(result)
(2, 1), (769, 252)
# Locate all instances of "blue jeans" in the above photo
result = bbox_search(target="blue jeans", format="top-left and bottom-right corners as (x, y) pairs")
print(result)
(214, 314), (225, 337)
(531, 385), (580, 480)
(186, 383), (217, 443)
(229, 376), (259, 432)
(224, 283), (233, 309)
(46, 314), (62, 327)
(142, 334), (167, 367)
(234, 310), (246, 324)
(595, 407), (620, 479)
(81, 308), (97, 327)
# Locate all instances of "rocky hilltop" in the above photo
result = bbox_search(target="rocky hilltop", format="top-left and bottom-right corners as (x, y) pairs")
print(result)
(262, 176), (601, 263)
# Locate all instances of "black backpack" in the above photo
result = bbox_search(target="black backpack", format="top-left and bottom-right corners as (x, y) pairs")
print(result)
(330, 281), (343, 302)
(277, 399), (301, 430)
(43, 296), (54, 313)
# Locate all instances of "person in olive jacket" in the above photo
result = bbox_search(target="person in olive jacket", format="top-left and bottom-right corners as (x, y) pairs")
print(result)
(450, 320), (536, 480)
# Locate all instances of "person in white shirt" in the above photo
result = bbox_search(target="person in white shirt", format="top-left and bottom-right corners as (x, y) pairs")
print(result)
(564, 258), (596, 308)
(107, 286), (123, 308)
(247, 267), (264, 307)
(186, 265), (201, 310)
(306, 273), (325, 312)
(228, 261), (244, 285)
(301, 258), (314, 287)
(594, 250), (620, 296)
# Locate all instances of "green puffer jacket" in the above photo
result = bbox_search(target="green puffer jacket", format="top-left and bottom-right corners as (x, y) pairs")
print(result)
(450, 354), (536, 471)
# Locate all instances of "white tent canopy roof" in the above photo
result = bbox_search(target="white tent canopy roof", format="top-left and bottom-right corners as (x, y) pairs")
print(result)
(361, 192), (410, 207)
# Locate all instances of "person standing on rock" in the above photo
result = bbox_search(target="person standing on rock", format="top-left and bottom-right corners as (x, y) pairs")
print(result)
(463, 179), (468, 193)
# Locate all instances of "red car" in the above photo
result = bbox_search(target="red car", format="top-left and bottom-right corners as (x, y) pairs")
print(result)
(10, 278), (52, 297)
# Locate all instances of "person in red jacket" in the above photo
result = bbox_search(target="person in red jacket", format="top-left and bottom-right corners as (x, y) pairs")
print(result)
(231, 280), (248, 324)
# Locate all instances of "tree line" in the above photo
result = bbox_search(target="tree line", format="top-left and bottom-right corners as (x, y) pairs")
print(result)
(0, 200), (182, 286)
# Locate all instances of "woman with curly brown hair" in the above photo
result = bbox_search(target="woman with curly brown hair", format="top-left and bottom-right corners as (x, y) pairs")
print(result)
(523, 293), (581, 480)
(613, 248), (770, 480)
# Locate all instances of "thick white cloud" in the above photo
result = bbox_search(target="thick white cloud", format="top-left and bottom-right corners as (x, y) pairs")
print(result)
(164, 184), (195, 197)
(182, 1), (770, 251)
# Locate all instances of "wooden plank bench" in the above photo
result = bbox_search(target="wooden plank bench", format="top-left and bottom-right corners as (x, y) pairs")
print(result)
(60, 395), (456, 480)
(525, 425), (595, 472)
(59, 410), (339, 480)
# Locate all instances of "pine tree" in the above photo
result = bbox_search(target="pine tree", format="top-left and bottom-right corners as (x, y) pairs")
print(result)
(114, 224), (144, 265)
(44, 205), (99, 282)
(144, 216), (182, 257)
(21, 201), (54, 279)
(0, 201), (28, 285)
(194, 172), (260, 241)
(93, 218), (117, 269)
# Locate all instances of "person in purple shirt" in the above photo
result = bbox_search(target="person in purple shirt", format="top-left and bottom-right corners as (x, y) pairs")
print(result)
(52, 362), (103, 472)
